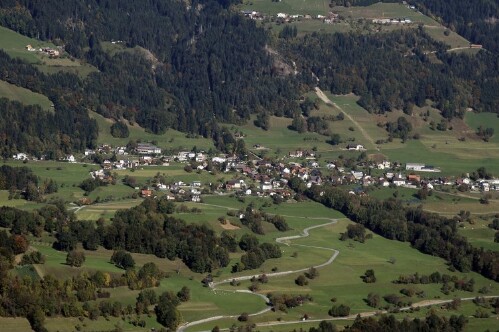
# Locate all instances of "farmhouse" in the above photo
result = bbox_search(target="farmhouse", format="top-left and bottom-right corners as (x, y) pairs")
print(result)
(406, 163), (441, 172)
(137, 143), (161, 155)
(141, 189), (153, 198)
(346, 144), (365, 151)
(406, 163), (426, 171)
(392, 175), (406, 186)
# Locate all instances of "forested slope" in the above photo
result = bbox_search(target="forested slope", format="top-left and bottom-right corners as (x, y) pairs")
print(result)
(411, 0), (499, 53)
(0, 0), (497, 157)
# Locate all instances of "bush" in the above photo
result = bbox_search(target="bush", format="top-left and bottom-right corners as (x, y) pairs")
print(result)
(328, 304), (350, 317)
(66, 250), (85, 267)
(110, 121), (129, 138)
(238, 312), (249, 322)
(111, 250), (135, 269)
(295, 275), (308, 286)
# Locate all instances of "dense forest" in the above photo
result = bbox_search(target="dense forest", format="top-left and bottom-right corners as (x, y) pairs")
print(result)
(288, 180), (499, 282)
(0, 0), (497, 156)
(0, 0), (299, 138)
(410, 0), (499, 54)
(281, 29), (499, 118)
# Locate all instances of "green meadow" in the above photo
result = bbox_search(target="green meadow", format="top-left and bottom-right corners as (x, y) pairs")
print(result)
(0, 26), (97, 77)
(241, 0), (329, 16)
(0, 79), (53, 111)
(91, 111), (215, 151)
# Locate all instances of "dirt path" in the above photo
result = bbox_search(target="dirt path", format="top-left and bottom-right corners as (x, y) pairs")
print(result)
(315, 87), (378, 151)
(177, 219), (340, 332)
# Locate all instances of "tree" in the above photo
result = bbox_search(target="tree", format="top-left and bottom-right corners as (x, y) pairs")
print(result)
(66, 250), (86, 267)
(110, 121), (129, 138)
(305, 267), (319, 279)
(27, 307), (47, 332)
(329, 133), (341, 145)
(291, 112), (307, 133)
(295, 274), (309, 286)
(366, 293), (380, 308)
(111, 250), (135, 269)
(328, 304), (350, 317)
(362, 269), (376, 283)
(155, 292), (182, 330)
(177, 286), (191, 302)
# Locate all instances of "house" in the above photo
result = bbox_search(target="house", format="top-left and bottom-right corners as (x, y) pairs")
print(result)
(212, 156), (226, 163)
(346, 144), (365, 151)
(102, 160), (112, 170)
(141, 189), (153, 198)
(191, 195), (201, 202)
(137, 143), (161, 155)
(260, 181), (272, 191)
(13, 153), (28, 160)
(115, 146), (126, 155)
(191, 181), (202, 187)
(351, 171), (364, 180)
(84, 149), (95, 156)
(245, 189), (252, 196)
(277, 13), (287, 18)
(289, 150), (304, 158)
(177, 151), (189, 162)
(392, 175), (406, 186)
(407, 174), (421, 184)
(225, 179), (245, 190)
(377, 161), (391, 169)
(66, 155), (76, 163)
(406, 163), (425, 171)
(195, 153), (206, 162)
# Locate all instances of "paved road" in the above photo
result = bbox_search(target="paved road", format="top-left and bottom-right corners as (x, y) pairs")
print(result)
(177, 219), (340, 332)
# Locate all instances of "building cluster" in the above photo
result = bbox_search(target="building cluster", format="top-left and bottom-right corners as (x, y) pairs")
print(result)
(25, 45), (61, 57)
(241, 10), (339, 24)
(372, 18), (412, 24)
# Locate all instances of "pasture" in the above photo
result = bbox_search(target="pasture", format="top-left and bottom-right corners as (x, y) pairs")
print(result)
(189, 218), (498, 331)
(332, 3), (437, 26)
(241, 0), (329, 16)
(0, 26), (97, 77)
(224, 115), (332, 156)
(91, 111), (215, 151)
(0, 80), (53, 111)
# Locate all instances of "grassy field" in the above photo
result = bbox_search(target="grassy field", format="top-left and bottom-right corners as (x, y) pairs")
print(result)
(5, 191), (498, 331)
(0, 79), (53, 111)
(458, 218), (498, 252)
(189, 218), (498, 331)
(465, 112), (499, 144)
(223, 115), (333, 156)
(91, 111), (215, 151)
(333, 3), (437, 26)
(241, 0), (329, 16)
(320, 94), (499, 176)
(0, 26), (97, 77)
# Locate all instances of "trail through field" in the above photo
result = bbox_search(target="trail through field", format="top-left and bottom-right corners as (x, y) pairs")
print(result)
(191, 295), (499, 332)
(315, 87), (378, 151)
(177, 219), (340, 332)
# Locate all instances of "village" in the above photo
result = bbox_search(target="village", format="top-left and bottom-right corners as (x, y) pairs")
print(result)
(12, 140), (499, 206)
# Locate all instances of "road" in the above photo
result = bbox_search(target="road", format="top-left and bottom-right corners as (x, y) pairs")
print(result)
(314, 87), (378, 151)
(177, 219), (340, 332)
(192, 296), (499, 332)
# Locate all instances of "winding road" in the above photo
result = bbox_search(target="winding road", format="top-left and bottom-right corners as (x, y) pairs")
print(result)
(177, 219), (340, 332)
